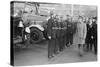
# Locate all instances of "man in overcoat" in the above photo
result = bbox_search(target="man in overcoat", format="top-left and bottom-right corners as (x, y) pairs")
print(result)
(73, 16), (87, 56)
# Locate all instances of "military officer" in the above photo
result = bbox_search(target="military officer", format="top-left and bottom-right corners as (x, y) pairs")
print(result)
(92, 17), (97, 55)
(58, 16), (64, 52)
(86, 17), (97, 54)
(60, 16), (66, 50)
(53, 15), (60, 55)
(56, 16), (62, 52)
(63, 19), (67, 48)
(47, 13), (55, 59)
(65, 15), (73, 47)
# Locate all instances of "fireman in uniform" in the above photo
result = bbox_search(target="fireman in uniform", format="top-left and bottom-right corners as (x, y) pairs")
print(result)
(65, 15), (73, 47)
(63, 19), (67, 48)
(47, 12), (60, 59)
(53, 15), (60, 55)
(56, 16), (62, 52)
(58, 16), (64, 52)
(92, 17), (97, 55)
(86, 17), (97, 54)
(47, 13), (55, 59)
(60, 16), (66, 50)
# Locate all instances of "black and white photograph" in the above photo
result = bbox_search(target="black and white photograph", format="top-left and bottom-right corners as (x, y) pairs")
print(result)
(10, 1), (97, 66)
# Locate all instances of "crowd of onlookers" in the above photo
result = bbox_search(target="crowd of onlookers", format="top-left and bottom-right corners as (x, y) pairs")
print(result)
(47, 13), (97, 59)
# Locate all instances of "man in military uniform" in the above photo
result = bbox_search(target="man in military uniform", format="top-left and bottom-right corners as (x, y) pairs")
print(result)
(47, 13), (58, 59)
(53, 15), (60, 55)
(58, 16), (64, 52)
(65, 15), (73, 47)
(93, 17), (97, 55)
(63, 19), (67, 48)
(91, 17), (97, 54)
(56, 16), (62, 52)
(61, 16), (66, 50)
(47, 13), (55, 59)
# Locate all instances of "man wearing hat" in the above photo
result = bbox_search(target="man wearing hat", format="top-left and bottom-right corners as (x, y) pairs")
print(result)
(47, 12), (55, 59)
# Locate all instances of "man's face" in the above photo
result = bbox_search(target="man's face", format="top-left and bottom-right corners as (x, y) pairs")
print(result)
(79, 18), (83, 23)
(86, 18), (89, 22)
(92, 19), (96, 22)
(92, 19), (97, 24)
(83, 17), (86, 22)
(89, 19), (93, 25)
(66, 15), (70, 20)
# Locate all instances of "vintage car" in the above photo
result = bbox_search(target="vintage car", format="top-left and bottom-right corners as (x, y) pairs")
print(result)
(22, 13), (49, 44)
(12, 2), (51, 44)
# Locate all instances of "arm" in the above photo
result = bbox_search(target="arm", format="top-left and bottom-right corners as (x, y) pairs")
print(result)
(47, 19), (52, 39)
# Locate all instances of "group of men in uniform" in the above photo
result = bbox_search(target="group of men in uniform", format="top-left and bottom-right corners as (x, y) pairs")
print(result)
(47, 13), (75, 59)
(85, 17), (97, 54)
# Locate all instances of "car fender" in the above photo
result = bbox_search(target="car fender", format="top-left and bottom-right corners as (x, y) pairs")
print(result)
(25, 24), (44, 33)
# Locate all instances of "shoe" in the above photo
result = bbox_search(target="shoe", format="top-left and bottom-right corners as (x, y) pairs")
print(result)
(48, 55), (54, 59)
(52, 54), (55, 57)
(55, 52), (59, 55)
(48, 56), (52, 59)
(79, 53), (83, 57)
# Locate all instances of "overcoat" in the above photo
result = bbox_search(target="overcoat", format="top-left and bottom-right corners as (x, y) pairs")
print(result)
(73, 21), (87, 45)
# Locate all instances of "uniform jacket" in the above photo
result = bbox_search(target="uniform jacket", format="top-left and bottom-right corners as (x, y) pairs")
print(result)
(56, 21), (61, 38)
(86, 23), (97, 42)
(65, 20), (73, 34)
(60, 20), (65, 37)
(47, 17), (57, 39)
(63, 21), (67, 36)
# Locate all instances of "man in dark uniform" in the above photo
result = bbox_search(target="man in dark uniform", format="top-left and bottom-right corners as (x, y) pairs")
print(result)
(56, 16), (62, 52)
(47, 13), (55, 59)
(85, 18), (90, 51)
(58, 16), (64, 52)
(53, 15), (59, 55)
(86, 17), (97, 54)
(63, 19), (67, 48)
(92, 17), (97, 54)
(60, 16), (66, 50)
(65, 15), (73, 47)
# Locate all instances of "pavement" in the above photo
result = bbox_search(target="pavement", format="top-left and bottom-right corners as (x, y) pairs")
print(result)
(14, 40), (97, 66)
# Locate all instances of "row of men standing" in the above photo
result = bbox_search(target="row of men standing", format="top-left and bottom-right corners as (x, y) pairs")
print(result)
(47, 14), (97, 59)
(47, 14), (76, 59)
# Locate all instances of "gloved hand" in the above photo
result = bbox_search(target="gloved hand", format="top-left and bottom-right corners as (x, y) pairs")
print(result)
(48, 36), (51, 39)
(91, 36), (93, 39)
